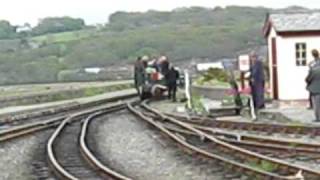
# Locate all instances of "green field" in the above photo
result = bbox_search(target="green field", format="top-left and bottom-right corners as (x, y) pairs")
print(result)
(31, 29), (99, 44)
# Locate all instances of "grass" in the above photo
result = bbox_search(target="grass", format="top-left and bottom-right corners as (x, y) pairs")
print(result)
(248, 160), (278, 173)
(190, 94), (207, 114)
(195, 77), (230, 88)
(31, 29), (99, 44)
(39, 84), (133, 102)
(221, 94), (249, 107)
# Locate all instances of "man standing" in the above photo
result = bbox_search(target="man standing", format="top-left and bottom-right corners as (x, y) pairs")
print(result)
(249, 52), (265, 110)
(166, 66), (180, 102)
(307, 50), (320, 109)
(306, 49), (320, 122)
(134, 57), (145, 96)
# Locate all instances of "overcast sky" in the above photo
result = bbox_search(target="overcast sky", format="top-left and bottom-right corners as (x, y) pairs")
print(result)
(1, 0), (319, 26)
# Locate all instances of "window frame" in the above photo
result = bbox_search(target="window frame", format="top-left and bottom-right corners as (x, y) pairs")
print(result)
(295, 42), (307, 66)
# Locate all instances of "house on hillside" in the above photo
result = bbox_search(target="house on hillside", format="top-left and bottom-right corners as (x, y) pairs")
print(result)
(263, 12), (320, 101)
(196, 62), (224, 72)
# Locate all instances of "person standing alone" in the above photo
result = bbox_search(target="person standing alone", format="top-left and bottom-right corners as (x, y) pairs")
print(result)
(306, 49), (320, 122)
(134, 57), (145, 96)
(166, 66), (180, 102)
(249, 52), (265, 110)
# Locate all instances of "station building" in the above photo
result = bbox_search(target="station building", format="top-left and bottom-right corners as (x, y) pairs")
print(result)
(263, 12), (320, 101)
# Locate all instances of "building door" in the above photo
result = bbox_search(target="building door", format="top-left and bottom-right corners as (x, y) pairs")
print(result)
(271, 38), (279, 100)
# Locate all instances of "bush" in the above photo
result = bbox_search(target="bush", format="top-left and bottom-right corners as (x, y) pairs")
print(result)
(206, 68), (229, 82)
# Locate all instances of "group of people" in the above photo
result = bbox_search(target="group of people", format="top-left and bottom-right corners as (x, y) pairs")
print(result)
(134, 55), (180, 101)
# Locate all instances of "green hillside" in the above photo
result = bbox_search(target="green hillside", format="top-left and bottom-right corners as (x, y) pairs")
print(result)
(0, 6), (271, 85)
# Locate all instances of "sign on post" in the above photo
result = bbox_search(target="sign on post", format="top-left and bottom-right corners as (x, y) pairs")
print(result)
(238, 54), (250, 90)
(238, 55), (250, 72)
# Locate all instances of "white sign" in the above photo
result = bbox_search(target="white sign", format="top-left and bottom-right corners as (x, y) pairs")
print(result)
(238, 55), (250, 72)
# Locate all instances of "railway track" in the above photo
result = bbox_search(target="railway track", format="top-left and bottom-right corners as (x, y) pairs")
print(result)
(128, 104), (296, 179)
(166, 112), (320, 137)
(0, 90), (136, 129)
(147, 113), (320, 156)
(137, 101), (320, 180)
(0, 94), (137, 142)
(47, 102), (132, 180)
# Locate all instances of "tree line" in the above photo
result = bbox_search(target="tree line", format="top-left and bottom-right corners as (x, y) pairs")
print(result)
(0, 6), (300, 85)
(0, 17), (86, 39)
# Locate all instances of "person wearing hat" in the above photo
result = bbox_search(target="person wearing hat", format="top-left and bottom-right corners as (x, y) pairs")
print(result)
(306, 49), (320, 122)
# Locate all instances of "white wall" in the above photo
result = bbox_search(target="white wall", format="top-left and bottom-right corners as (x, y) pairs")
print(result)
(271, 31), (320, 100)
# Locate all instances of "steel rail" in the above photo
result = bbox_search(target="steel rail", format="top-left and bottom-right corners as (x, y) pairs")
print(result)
(141, 101), (320, 179)
(128, 103), (298, 180)
(80, 111), (132, 180)
(47, 102), (128, 179)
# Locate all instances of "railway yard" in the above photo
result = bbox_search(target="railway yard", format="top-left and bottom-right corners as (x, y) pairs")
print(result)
(1, 83), (320, 180)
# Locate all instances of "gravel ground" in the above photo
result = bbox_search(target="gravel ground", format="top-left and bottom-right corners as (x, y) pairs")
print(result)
(0, 130), (53, 180)
(90, 110), (227, 180)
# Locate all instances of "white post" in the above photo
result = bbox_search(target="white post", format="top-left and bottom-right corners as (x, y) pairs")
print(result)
(249, 95), (257, 120)
(184, 70), (192, 109)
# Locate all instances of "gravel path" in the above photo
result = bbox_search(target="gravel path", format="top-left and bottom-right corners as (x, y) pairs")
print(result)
(90, 110), (225, 180)
(0, 131), (53, 180)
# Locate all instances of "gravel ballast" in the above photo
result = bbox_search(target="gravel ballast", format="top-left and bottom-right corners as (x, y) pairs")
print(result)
(0, 131), (53, 180)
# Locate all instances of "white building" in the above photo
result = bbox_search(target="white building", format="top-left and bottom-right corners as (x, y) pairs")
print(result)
(263, 12), (320, 101)
(196, 62), (224, 72)
(16, 24), (32, 33)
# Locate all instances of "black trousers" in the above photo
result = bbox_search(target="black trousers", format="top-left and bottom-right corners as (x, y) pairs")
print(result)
(168, 83), (177, 101)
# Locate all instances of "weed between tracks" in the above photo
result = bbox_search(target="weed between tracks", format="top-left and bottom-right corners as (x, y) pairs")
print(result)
(248, 160), (277, 173)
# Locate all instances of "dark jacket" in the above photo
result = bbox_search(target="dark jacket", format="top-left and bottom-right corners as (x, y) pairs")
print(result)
(250, 60), (265, 84)
(166, 68), (180, 85)
(306, 64), (320, 94)
(134, 62), (145, 86)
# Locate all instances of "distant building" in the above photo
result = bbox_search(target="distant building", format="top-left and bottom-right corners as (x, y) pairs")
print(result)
(263, 12), (320, 101)
(84, 67), (102, 74)
(196, 62), (224, 72)
(16, 24), (32, 33)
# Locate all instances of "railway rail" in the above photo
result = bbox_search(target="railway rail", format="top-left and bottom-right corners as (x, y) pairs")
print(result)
(146, 113), (320, 156)
(0, 93), (136, 142)
(47, 102), (132, 180)
(128, 103), (302, 180)
(166, 112), (320, 137)
(138, 101), (320, 180)
(0, 90), (136, 128)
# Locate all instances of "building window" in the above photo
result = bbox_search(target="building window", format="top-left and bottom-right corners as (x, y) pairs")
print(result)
(295, 43), (307, 66)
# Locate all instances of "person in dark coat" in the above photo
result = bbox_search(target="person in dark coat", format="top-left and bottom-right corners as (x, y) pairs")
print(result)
(249, 52), (265, 110)
(306, 49), (320, 122)
(307, 50), (320, 109)
(134, 57), (145, 95)
(165, 66), (180, 102)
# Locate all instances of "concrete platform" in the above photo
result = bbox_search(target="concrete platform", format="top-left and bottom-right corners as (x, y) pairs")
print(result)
(0, 80), (132, 98)
(0, 81), (133, 108)
(0, 88), (136, 117)
(258, 107), (314, 124)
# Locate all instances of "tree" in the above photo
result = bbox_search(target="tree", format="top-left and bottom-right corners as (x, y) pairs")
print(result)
(0, 20), (17, 39)
(32, 17), (85, 35)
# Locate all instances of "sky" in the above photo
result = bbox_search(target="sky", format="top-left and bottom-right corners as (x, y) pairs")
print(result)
(1, 0), (319, 26)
